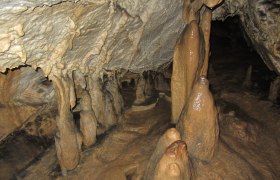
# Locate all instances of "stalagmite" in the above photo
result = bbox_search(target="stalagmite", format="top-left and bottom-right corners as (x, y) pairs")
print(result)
(171, 20), (203, 123)
(153, 140), (192, 180)
(243, 65), (253, 88)
(132, 73), (158, 111)
(134, 75), (146, 105)
(268, 76), (280, 102)
(177, 76), (219, 161)
(144, 128), (181, 180)
(201, 8), (212, 77)
(88, 75), (106, 134)
(51, 73), (81, 176)
(80, 90), (97, 147)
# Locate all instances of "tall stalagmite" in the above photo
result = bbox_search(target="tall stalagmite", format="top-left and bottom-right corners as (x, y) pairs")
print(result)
(177, 76), (219, 161)
(171, 20), (203, 123)
(80, 90), (97, 147)
(51, 72), (81, 175)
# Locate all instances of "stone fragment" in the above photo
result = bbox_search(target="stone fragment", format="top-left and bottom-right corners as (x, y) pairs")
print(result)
(154, 140), (192, 180)
(177, 76), (219, 161)
(171, 20), (203, 123)
(80, 90), (97, 147)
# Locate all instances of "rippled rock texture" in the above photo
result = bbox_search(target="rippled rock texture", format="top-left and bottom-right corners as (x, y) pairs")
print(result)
(0, 0), (184, 75)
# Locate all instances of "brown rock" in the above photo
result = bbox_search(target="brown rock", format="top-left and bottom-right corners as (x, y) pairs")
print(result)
(51, 74), (81, 175)
(177, 76), (219, 161)
(80, 90), (97, 147)
(144, 128), (181, 180)
(201, 8), (212, 77)
(154, 140), (192, 180)
(171, 20), (203, 123)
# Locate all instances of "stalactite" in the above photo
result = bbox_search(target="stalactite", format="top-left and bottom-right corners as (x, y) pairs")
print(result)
(201, 8), (212, 77)
(144, 128), (181, 180)
(51, 72), (81, 175)
(153, 140), (192, 180)
(177, 76), (219, 161)
(68, 71), (77, 109)
(171, 20), (203, 123)
(88, 74), (106, 134)
(80, 90), (97, 147)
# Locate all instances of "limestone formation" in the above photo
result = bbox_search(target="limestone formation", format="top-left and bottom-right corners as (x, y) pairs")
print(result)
(51, 73), (81, 175)
(0, 67), (55, 141)
(134, 76), (146, 105)
(144, 128), (181, 180)
(177, 76), (219, 161)
(171, 20), (204, 123)
(144, 72), (156, 98)
(183, 0), (222, 24)
(213, 0), (280, 73)
(201, 8), (212, 77)
(80, 90), (97, 147)
(153, 140), (192, 180)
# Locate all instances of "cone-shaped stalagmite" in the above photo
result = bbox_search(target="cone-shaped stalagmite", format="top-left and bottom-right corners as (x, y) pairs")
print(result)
(153, 140), (192, 180)
(52, 74), (81, 175)
(177, 76), (219, 161)
(145, 128), (181, 180)
(80, 90), (97, 147)
(171, 20), (203, 123)
(201, 8), (212, 77)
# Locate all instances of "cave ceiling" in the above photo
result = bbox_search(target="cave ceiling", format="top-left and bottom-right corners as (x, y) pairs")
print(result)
(0, 0), (279, 76)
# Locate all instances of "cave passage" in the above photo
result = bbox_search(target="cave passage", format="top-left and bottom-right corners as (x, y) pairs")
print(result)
(0, 2), (280, 180)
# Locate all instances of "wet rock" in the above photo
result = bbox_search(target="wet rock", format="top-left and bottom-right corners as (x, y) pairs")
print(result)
(177, 76), (219, 161)
(153, 140), (192, 180)
(144, 128), (181, 180)
(171, 20), (204, 123)
(201, 8), (212, 77)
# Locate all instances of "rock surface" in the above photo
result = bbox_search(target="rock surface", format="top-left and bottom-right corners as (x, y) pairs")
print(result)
(0, 0), (184, 75)
(213, 0), (280, 73)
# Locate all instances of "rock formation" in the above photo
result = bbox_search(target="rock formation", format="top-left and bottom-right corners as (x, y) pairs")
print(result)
(0, 0), (280, 178)
(153, 141), (192, 180)
(51, 72), (81, 175)
(177, 76), (219, 161)
(144, 128), (181, 180)
(80, 90), (97, 147)
(171, 20), (204, 123)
